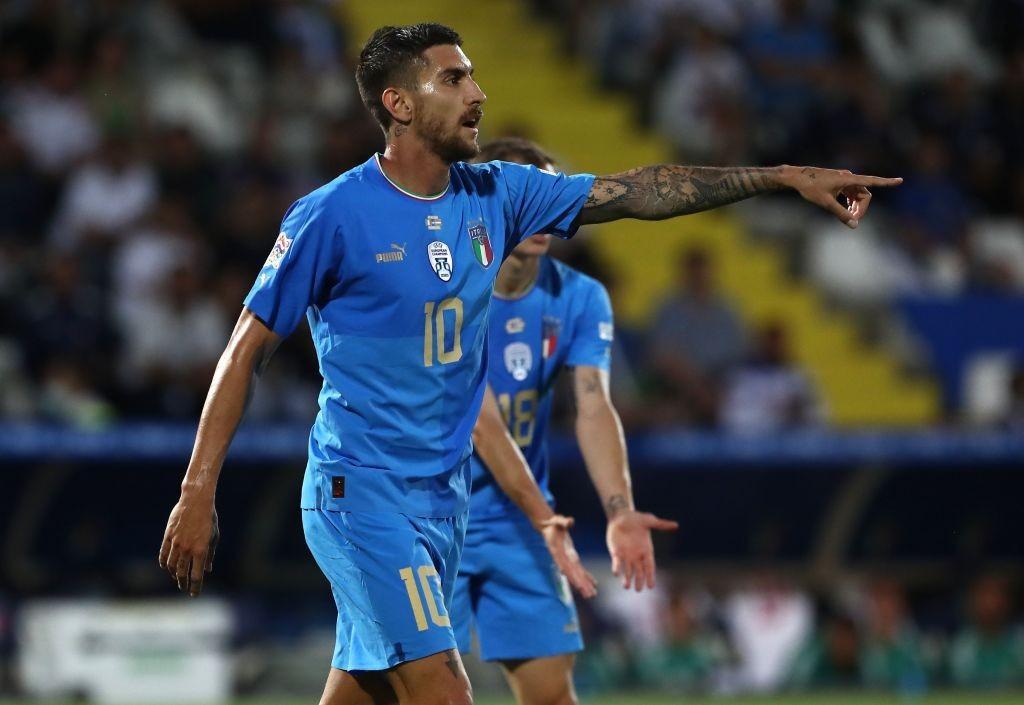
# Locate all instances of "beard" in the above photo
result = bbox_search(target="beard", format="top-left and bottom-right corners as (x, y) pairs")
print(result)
(418, 109), (479, 164)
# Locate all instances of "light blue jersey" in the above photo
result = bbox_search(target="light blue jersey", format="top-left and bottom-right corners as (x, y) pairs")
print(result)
(455, 257), (614, 662)
(244, 155), (594, 518)
(468, 257), (614, 519)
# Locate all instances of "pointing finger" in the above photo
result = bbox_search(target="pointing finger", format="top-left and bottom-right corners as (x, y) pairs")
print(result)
(851, 175), (902, 188)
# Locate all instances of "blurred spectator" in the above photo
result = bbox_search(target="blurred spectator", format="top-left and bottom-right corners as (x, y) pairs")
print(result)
(6, 52), (99, 175)
(49, 127), (157, 253)
(649, 246), (746, 426)
(0, 118), (45, 241)
(887, 134), (972, 293)
(38, 356), (115, 428)
(725, 575), (813, 692)
(860, 579), (929, 692)
(637, 586), (725, 693)
(720, 319), (823, 434)
(153, 124), (222, 226)
(19, 254), (119, 391)
(786, 611), (862, 690)
(742, 0), (835, 160)
(112, 196), (203, 321)
(857, 0), (996, 86)
(949, 574), (1024, 689)
(118, 263), (229, 417)
(653, 13), (749, 164)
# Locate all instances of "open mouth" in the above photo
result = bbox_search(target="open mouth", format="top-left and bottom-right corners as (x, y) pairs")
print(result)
(461, 114), (482, 130)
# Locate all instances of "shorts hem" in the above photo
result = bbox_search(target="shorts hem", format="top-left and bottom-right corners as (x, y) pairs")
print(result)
(480, 642), (583, 663)
(332, 642), (458, 673)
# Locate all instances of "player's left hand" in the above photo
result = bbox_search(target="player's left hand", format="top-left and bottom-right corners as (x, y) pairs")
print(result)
(607, 510), (678, 592)
(782, 166), (902, 229)
(540, 515), (598, 599)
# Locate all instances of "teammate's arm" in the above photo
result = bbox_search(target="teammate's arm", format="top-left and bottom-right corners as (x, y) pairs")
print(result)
(577, 165), (901, 228)
(158, 308), (281, 597)
(573, 365), (678, 593)
(473, 386), (597, 598)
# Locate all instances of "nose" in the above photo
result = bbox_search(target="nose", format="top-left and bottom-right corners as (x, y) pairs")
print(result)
(468, 77), (486, 105)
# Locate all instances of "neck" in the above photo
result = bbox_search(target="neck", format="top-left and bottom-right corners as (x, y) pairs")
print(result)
(496, 254), (540, 297)
(379, 132), (451, 197)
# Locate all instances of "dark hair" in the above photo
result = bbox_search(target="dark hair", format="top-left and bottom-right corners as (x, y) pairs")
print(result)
(476, 137), (556, 169)
(355, 23), (463, 131)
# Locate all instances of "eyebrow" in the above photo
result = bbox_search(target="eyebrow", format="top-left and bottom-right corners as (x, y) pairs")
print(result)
(439, 65), (474, 80)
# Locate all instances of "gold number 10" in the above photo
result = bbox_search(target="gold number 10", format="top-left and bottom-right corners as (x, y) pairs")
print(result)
(399, 565), (451, 632)
(423, 298), (464, 366)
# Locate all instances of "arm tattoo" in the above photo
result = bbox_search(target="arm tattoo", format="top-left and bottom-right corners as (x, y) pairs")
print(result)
(579, 165), (785, 225)
(605, 494), (629, 519)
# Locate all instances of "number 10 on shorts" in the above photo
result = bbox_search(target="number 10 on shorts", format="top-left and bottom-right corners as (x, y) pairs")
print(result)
(399, 566), (450, 631)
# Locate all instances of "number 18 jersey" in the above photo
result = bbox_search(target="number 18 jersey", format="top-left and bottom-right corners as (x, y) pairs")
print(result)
(243, 155), (594, 517)
(469, 257), (614, 520)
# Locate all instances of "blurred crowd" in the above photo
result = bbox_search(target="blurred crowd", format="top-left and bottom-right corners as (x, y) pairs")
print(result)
(0, 0), (382, 425)
(2, 0), (1024, 429)
(546, 0), (1024, 298)
(573, 572), (1024, 695)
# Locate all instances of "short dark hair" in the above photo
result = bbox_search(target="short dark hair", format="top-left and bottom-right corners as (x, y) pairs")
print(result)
(355, 23), (463, 131)
(476, 137), (556, 169)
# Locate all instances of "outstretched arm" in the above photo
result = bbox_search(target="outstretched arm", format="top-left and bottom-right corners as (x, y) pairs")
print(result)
(158, 308), (281, 596)
(578, 165), (901, 228)
(473, 386), (597, 597)
(573, 366), (678, 592)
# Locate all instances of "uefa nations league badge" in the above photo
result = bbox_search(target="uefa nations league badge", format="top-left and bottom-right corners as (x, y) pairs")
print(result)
(428, 240), (453, 281)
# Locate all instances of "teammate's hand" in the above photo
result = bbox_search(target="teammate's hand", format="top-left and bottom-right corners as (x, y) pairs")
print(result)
(159, 493), (219, 597)
(540, 515), (598, 599)
(782, 166), (902, 229)
(607, 510), (678, 592)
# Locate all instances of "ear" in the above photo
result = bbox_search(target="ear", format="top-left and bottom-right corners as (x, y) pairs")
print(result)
(381, 87), (413, 126)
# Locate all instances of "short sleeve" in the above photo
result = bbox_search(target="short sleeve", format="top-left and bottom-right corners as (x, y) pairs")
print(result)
(566, 280), (614, 371)
(243, 194), (338, 338)
(498, 161), (595, 246)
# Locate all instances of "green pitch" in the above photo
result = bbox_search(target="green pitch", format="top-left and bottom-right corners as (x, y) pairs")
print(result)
(5, 693), (1024, 705)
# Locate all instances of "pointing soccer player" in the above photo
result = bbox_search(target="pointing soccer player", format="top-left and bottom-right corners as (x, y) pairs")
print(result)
(158, 23), (900, 705)
(454, 137), (679, 705)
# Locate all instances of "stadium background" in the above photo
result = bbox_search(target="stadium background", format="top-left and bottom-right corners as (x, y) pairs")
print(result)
(1, 0), (1023, 703)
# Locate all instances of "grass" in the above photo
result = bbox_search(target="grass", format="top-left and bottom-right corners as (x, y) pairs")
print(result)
(4, 693), (1024, 705)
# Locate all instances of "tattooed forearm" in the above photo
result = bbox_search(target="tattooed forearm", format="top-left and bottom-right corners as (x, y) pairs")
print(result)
(605, 494), (630, 519)
(578, 165), (786, 225)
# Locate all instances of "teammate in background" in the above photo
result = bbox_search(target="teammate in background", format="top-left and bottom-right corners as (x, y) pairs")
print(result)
(456, 137), (678, 705)
(158, 22), (900, 705)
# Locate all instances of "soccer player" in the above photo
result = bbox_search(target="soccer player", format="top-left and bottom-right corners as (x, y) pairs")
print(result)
(158, 22), (900, 705)
(454, 137), (678, 705)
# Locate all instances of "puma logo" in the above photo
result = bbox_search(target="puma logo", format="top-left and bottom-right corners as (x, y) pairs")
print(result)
(391, 242), (407, 256)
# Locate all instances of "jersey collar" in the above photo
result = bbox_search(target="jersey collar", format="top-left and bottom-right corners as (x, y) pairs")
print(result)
(373, 153), (451, 201)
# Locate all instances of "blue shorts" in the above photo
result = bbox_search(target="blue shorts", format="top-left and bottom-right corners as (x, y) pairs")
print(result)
(302, 509), (467, 671)
(453, 513), (583, 662)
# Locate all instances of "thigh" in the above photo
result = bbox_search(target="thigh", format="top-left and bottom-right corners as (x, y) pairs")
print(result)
(473, 518), (583, 662)
(501, 654), (577, 705)
(319, 668), (397, 705)
(303, 509), (460, 672)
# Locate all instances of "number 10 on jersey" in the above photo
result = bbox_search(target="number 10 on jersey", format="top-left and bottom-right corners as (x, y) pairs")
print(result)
(424, 297), (463, 366)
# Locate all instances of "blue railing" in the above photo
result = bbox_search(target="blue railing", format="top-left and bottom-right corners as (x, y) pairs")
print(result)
(1, 424), (1022, 467)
